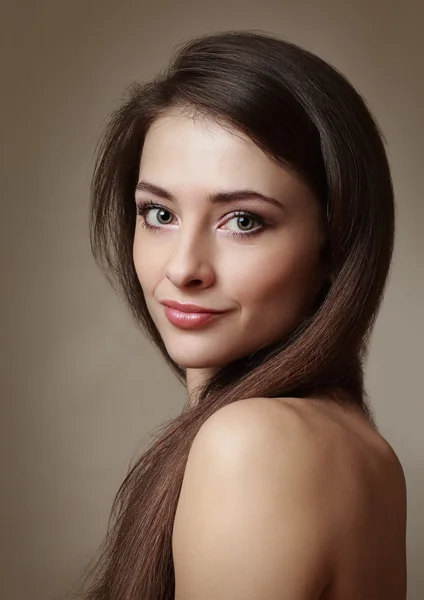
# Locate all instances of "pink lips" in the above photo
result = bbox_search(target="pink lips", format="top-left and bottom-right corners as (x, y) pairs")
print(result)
(161, 300), (225, 329)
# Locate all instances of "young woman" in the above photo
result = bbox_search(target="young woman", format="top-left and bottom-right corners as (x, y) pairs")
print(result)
(79, 30), (407, 600)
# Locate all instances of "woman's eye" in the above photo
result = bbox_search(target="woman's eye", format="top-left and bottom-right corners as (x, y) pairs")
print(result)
(137, 203), (175, 226)
(150, 207), (174, 225)
(224, 214), (259, 233)
(136, 202), (267, 238)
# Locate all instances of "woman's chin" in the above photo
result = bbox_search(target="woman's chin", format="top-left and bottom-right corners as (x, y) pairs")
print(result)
(171, 356), (225, 370)
(163, 347), (224, 369)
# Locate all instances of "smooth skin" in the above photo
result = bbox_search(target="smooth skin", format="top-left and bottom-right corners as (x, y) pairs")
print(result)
(171, 397), (407, 599)
(133, 106), (327, 402)
(133, 106), (407, 599)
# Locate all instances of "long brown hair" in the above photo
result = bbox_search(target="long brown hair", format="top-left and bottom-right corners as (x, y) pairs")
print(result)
(74, 29), (395, 600)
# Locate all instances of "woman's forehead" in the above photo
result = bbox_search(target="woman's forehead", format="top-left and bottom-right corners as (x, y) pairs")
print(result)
(140, 113), (306, 198)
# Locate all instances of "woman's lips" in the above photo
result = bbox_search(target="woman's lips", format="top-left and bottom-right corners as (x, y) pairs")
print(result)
(164, 306), (223, 329)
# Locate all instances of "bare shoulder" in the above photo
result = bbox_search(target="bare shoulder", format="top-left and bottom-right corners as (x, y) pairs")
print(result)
(192, 396), (311, 449)
(194, 394), (407, 532)
(180, 395), (334, 505)
(189, 396), (337, 476)
(173, 397), (407, 599)
(172, 397), (343, 598)
(192, 394), (388, 464)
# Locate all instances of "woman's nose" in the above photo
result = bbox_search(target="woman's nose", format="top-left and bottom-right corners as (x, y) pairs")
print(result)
(165, 229), (215, 289)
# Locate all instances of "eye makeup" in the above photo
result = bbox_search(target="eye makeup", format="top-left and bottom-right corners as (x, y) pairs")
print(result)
(135, 200), (270, 240)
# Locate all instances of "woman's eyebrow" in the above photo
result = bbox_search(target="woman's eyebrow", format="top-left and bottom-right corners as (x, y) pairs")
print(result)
(135, 180), (285, 211)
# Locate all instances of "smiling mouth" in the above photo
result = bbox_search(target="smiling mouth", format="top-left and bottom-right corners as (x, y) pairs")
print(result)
(164, 306), (225, 329)
(161, 299), (225, 313)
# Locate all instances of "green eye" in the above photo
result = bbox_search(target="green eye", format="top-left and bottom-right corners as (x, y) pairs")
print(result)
(135, 202), (268, 240)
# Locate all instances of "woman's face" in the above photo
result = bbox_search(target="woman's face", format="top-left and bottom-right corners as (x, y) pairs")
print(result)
(133, 106), (327, 372)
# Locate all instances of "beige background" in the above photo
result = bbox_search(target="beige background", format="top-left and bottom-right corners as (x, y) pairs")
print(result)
(1, 1), (422, 599)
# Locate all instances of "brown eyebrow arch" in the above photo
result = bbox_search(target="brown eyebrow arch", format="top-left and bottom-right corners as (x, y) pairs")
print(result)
(135, 180), (285, 211)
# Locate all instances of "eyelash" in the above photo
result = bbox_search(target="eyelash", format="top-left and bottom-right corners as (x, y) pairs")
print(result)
(135, 201), (268, 240)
